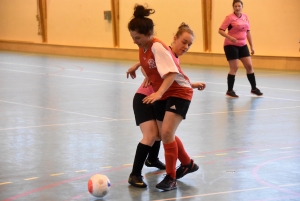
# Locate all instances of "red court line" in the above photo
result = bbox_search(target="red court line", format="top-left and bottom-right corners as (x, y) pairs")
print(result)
(3, 166), (129, 201)
(252, 155), (300, 196)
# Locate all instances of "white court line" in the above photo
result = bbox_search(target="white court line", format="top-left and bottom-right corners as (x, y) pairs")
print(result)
(0, 119), (126, 131)
(1, 61), (299, 91)
(187, 105), (300, 116)
(0, 68), (138, 85)
(0, 99), (99, 118)
(0, 61), (128, 76)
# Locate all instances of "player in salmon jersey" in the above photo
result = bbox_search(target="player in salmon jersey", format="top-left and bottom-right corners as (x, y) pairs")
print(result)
(219, 0), (263, 98)
(127, 5), (204, 191)
(126, 23), (206, 188)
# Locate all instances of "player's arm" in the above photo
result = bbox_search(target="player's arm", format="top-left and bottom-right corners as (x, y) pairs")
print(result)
(247, 31), (254, 55)
(126, 62), (140, 79)
(143, 72), (177, 104)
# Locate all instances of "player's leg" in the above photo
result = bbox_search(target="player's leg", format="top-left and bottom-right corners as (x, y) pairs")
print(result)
(224, 45), (239, 98)
(239, 45), (263, 96)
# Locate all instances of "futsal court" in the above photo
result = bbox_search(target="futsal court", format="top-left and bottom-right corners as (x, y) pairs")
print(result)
(0, 50), (299, 201)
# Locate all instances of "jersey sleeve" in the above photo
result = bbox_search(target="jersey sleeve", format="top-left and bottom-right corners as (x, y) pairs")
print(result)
(219, 15), (232, 31)
(151, 42), (179, 78)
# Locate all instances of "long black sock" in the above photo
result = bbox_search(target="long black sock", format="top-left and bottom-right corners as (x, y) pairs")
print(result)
(131, 143), (151, 176)
(147, 141), (161, 162)
(247, 73), (256, 90)
(227, 74), (235, 91)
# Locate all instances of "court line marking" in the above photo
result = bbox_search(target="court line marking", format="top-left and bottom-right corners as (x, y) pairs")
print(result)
(50, 173), (64, 176)
(75, 170), (87, 173)
(0, 62), (299, 92)
(153, 183), (300, 201)
(0, 182), (12, 185)
(0, 99), (100, 118)
(0, 119), (118, 131)
(0, 105), (298, 131)
(0, 68), (138, 85)
(187, 105), (300, 116)
(24, 177), (39, 181)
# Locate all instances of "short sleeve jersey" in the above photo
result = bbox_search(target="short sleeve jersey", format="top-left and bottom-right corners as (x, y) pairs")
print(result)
(136, 52), (180, 96)
(219, 13), (250, 46)
(139, 38), (193, 101)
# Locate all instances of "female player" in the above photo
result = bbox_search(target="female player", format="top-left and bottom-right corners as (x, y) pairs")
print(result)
(219, 0), (263, 98)
(127, 5), (204, 191)
(127, 23), (205, 189)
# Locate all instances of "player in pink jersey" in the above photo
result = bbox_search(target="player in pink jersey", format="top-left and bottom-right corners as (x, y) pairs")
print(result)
(127, 5), (205, 191)
(219, 0), (263, 98)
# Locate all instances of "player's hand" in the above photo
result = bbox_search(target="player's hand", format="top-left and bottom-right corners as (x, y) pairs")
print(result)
(229, 36), (237, 43)
(126, 64), (139, 79)
(192, 82), (206, 90)
(142, 92), (162, 104)
(250, 47), (255, 55)
(142, 77), (151, 88)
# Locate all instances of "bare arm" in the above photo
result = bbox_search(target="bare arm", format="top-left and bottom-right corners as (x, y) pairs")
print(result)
(218, 29), (237, 43)
(126, 62), (140, 79)
(191, 82), (206, 90)
(142, 72), (177, 104)
(247, 31), (254, 55)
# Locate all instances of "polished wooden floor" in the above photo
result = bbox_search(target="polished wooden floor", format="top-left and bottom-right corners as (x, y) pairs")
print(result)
(0, 51), (299, 201)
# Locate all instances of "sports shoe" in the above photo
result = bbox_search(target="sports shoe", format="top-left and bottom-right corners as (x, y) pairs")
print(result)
(226, 90), (239, 98)
(156, 175), (177, 191)
(251, 88), (263, 96)
(145, 158), (166, 170)
(176, 159), (199, 179)
(128, 175), (147, 188)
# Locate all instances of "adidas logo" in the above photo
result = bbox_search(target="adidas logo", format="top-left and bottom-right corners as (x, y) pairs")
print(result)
(170, 105), (176, 110)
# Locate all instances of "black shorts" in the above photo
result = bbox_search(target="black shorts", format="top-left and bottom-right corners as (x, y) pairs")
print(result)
(154, 97), (191, 121)
(133, 93), (156, 126)
(224, 45), (250, 61)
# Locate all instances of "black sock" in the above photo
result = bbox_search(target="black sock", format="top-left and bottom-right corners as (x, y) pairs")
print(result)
(147, 141), (161, 162)
(227, 74), (235, 91)
(247, 73), (256, 90)
(131, 143), (151, 176)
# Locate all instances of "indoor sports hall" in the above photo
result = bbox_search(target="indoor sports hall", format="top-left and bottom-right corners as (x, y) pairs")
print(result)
(0, 0), (299, 201)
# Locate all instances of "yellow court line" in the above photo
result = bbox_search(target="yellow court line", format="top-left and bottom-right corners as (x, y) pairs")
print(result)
(24, 177), (39, 181)
(100, 166), (112, 169)
(0, 182), (12, 185)
(50, 173), (64, 176)
(237, 151), (250, 153)
(123, 164), (133, 166)
(75, 170), (87, 173)
(215, 153), (228, 156)
(194, 155), (206, 158)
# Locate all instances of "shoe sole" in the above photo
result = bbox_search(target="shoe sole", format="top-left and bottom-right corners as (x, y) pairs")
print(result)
(251, 92), (263, 96)
(156, 184), (177, 191)
(226, 94), (239, 98)
(176, 165), (199, 179)
(128, 181), (148, 188)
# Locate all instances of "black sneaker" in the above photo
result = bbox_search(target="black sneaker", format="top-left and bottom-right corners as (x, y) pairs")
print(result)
(176, 159), (199, 179)
(156, 175), (177, 191)
(226, 90), (239, 98)
(145, 158), (166, 170)
(251, 88), (263, 96)
(128, 175), (147, 188)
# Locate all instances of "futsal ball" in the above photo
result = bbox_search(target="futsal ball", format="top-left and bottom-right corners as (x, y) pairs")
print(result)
(88, 174), (111, 198)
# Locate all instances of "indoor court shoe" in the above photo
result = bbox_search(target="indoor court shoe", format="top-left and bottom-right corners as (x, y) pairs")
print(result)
(145, 158), (166, 170)
(226, 90), (239, 98)
(251, 88), (263, 96)
(128, 175), (147, 188)
(156, 175), (177, 191)
(176, 159), (199, 179)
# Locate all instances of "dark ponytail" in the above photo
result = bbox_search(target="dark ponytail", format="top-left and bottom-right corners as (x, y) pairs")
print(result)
(128, 4), (155, 35)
